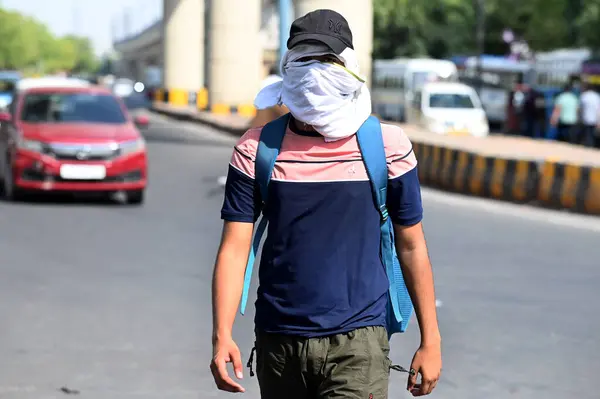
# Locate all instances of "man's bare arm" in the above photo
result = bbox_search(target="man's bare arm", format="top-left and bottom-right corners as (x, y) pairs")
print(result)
(394, 221), (440, 346)
(211, 221), (254, 343)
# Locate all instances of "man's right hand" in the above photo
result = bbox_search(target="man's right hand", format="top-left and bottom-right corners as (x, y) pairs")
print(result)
(210, 336), (246, 393)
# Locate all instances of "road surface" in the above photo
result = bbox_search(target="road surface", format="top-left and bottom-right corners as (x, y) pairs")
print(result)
(0, 112), (598, 399)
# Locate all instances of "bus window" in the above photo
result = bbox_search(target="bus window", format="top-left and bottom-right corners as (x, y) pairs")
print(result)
(0, 80), (16, 95)
(0, 79), (17, 109)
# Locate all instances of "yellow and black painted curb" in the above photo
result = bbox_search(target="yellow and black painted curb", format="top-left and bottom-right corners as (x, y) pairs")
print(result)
(153, 87), (256, 118)
(537, 161), (600, 215)
(412, 142), (600, 216)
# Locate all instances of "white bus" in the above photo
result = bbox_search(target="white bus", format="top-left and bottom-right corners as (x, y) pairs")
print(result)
(534, 48), (590, 89)
(371, 58), (458, 122)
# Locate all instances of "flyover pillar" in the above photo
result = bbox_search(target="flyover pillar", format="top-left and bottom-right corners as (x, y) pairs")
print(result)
(294, 0), (373, 87)
(163, 0), (205, 107)
(134, 59), (147, 82)
(208, 0), (262, 116)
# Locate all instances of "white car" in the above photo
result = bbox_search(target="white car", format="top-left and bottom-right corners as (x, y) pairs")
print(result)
(112, 78), (146, 98)
(412, 82), (490, 137)
(112, 78), (135, 98)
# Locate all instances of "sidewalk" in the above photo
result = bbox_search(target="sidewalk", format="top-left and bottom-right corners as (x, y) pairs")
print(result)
(151, 102), (600, 216)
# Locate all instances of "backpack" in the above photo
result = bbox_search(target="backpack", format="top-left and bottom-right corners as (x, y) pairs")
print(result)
(238, 113), (413, 338)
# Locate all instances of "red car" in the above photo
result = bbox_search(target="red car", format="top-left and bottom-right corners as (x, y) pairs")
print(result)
(0, 80), (148, 204)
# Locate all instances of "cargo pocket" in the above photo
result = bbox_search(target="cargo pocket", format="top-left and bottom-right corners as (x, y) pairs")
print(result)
(372, 326), (393, 376)
(254, 331), (308, 399)
(254, 331), (287, 381)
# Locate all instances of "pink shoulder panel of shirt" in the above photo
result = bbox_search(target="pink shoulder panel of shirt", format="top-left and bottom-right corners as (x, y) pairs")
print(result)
(229, 123), (418, 183)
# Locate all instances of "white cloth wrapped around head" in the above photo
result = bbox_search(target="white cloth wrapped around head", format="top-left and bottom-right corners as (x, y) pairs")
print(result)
(254, 43), (372, 142)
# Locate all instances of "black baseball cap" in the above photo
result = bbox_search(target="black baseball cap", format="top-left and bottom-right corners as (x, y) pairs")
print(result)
(287, 9), (353, 55)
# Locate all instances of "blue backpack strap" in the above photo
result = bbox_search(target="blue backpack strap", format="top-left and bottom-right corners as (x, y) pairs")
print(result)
(240, 113), (291, 315)
(356, 116), (403, 324)
(254, 113), (292, 202)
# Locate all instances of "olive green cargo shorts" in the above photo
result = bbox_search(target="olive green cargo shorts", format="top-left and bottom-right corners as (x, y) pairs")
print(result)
(252, 326), (392, 399)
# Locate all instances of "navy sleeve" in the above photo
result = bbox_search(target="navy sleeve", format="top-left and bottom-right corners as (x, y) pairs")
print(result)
(220, 165), (262, 223)
(387, 166), (423, 226)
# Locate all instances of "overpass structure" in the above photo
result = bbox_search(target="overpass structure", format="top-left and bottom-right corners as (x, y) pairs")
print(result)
(113, 0), (373, 117)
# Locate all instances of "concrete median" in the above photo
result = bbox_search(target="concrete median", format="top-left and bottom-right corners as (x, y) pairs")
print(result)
(537, 161), (600, 214)
(151, 101), (600, 216)
(413, 143), (540, 204)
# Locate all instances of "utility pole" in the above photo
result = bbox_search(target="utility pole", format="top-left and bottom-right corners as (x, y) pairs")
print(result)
(278, 0), (292, 73)
(123, 8), (131, 38)
(474, 0), (485, 95)
(111, 16), (117, 43)
(204, 0), (212, 93)
(72, 2), (80, 36)
(566, 0), (583, 46)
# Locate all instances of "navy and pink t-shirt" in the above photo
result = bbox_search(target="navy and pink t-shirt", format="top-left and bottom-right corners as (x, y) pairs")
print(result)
(221, 119), (423, 337)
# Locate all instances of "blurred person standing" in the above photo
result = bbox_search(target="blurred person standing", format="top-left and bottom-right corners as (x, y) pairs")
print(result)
(210, 9), (441, 399)
(551, 83), (579, 143)
(523, 86), (545, 138)
(578, 82), (600, 147)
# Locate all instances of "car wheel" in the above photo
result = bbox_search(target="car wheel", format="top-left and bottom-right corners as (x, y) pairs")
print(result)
(126, 189), (145, 205)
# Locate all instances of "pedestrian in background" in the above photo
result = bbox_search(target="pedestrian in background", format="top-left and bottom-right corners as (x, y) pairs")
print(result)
(578, 82), (600, 147)
(551, 82), (579, 143)
(523, 86), (544, 138)
(210, 9), (441, 399)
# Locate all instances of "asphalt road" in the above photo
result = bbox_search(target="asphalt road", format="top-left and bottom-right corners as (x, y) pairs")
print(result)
(0, 112), (599, 399)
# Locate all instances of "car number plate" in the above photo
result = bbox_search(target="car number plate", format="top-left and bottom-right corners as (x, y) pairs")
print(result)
(59, 164), (106, 180)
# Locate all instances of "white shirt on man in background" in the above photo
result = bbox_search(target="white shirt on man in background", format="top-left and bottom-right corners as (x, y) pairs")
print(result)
(580, 89), (600, 126)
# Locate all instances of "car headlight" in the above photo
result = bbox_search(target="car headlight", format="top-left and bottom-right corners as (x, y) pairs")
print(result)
(119, 138), (146, 155)
(17, 138), (45, 153)
(134, 82), (145, 93)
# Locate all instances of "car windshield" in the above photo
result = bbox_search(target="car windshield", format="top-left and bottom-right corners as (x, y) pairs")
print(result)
(429, 93), (475, 109)
(20, 92), (127, 124)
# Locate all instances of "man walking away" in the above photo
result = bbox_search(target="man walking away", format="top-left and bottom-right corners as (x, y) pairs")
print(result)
(551, 83), (579, 143)
(210, 9), (442, 398)
(578, 83), (600, 147)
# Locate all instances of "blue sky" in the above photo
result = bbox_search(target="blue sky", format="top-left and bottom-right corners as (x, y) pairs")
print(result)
(2, 0), (163, 56)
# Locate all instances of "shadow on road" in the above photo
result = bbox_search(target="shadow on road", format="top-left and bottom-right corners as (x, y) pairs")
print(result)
(1, 192), (135, 207)
(206, 186), (225, 198)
